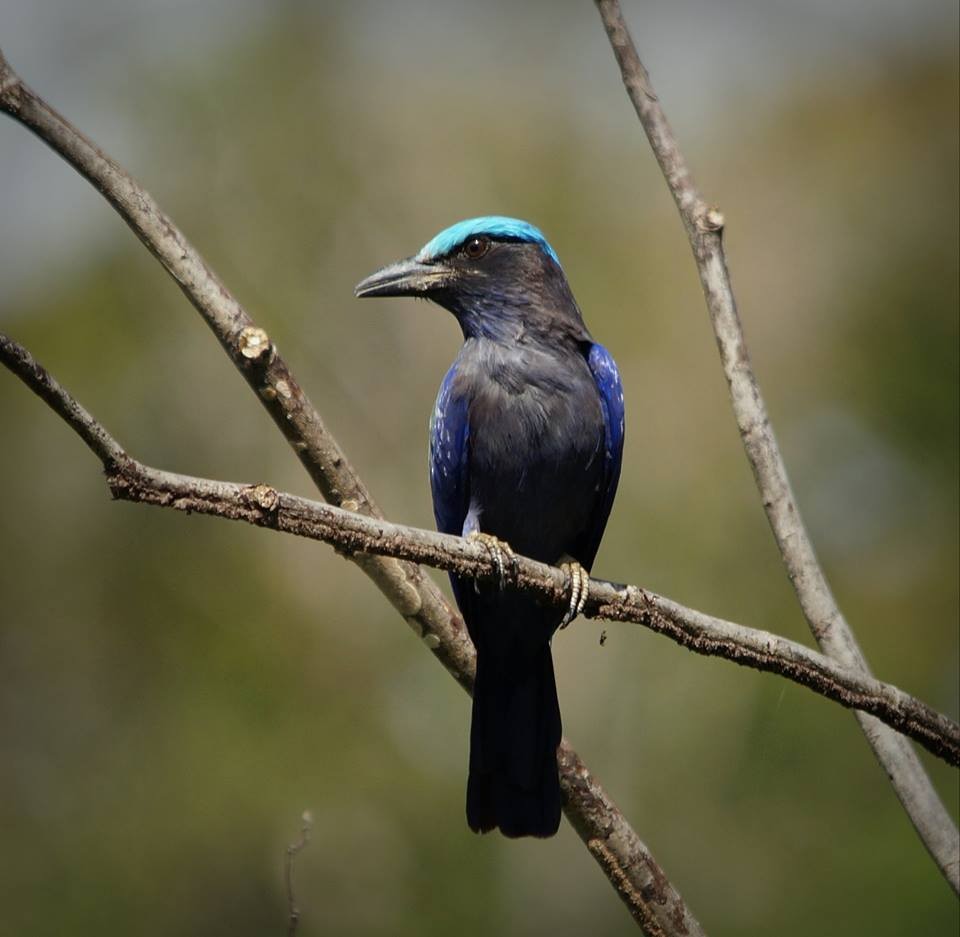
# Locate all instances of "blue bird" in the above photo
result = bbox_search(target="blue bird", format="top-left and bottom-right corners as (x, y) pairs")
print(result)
(355, 217), (624, 838)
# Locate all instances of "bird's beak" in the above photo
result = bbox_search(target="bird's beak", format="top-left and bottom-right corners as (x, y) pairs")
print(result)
(354, 257), (453, 298)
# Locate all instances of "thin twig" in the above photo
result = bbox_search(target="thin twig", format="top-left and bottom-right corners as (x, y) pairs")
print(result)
(594, 0), (959, 892)
(285, 810), (314, 937)
(3, 331), (957, 768)
(0, 46), (702, 933)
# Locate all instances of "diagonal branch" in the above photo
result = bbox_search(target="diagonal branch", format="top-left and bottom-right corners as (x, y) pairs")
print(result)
(0, 47), (702, 934)
(595, 0), (959, 893)
(3, 330), (958, 770)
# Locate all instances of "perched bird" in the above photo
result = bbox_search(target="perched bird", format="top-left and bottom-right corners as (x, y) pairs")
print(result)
(355, 217), (624, 838)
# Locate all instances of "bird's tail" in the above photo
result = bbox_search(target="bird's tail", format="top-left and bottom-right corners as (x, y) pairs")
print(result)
(467, 640), (562, 838)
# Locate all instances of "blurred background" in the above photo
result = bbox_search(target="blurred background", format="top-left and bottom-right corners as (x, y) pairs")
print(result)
(1, 1), (957, 934)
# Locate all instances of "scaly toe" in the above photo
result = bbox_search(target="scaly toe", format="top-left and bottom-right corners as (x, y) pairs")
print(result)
(574, 564), (589, 618)
(559, 561), (589, 629)
(468, 532), (515, 591)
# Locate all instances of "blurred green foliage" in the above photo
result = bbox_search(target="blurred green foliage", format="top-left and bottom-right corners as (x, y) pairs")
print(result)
(0, 6), (957, 936)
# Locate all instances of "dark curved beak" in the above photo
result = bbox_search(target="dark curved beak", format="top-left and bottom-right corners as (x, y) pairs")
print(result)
(354, 257), (453, 298)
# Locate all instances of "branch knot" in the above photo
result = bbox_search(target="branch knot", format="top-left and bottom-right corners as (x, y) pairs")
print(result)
(243, 483), (280, 513)
(237, 326), (272, 362)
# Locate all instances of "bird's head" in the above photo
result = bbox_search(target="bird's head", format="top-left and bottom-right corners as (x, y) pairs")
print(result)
(354, 216), (590, 344)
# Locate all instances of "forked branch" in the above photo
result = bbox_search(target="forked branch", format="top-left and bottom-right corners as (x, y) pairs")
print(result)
(3, 331), (957, 770)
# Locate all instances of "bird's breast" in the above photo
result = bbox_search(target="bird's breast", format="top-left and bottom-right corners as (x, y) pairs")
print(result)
(454, 341), (605, 561)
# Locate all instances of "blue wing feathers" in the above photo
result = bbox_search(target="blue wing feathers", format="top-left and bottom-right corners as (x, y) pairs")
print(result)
(588, 342), (625, 471)
(580, 342), (625, 569)
(429, 361), (471, 537)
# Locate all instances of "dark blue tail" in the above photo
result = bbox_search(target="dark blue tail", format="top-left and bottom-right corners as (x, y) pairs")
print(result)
(466, 635), (562, 838)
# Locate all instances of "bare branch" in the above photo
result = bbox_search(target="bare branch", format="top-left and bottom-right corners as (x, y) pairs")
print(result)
(0, 46), (702, 933)
(3, 331), (957, 770)
(594, 0), (959, 892)
(0, 331), (127, 468)
(285, 810), (313, 937)
(100, 470), (960, 771)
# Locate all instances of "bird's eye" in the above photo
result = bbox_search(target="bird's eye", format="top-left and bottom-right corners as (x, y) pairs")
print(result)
(463, 236), (490, 260)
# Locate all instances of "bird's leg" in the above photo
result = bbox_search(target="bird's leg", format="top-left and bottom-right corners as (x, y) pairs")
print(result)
(467, 531), (516, 591)
(558, 557), (589, 629)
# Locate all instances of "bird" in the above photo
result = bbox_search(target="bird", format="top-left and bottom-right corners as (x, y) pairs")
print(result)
(355, 216), (624, 838)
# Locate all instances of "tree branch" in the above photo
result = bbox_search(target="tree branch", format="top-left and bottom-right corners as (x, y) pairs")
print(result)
(0, 46), (702, 934)
(285, 810), (313, 937)
(595, 0), (959, 893)
(3, 331), (957, 771)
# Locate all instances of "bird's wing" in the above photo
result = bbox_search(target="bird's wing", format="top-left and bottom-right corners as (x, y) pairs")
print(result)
(429, 360), (471, 537)
(577, 341), (625, 570)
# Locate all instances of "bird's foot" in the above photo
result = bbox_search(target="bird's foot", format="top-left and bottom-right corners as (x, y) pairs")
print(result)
(468, 532), (517, 591)
(558, 559), (589, 629)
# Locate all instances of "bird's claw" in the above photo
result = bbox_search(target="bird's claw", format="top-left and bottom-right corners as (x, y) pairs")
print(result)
(559, 561), (589, 629)
(468, 532), (516, 591)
